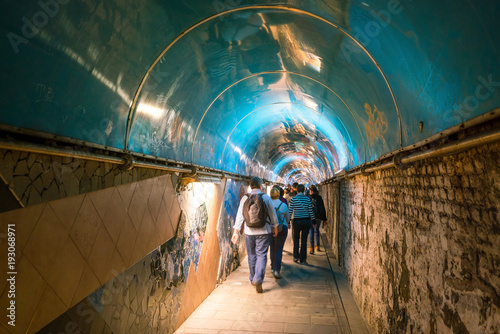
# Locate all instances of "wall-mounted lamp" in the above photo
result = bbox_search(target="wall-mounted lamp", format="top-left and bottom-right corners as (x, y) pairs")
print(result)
(198, 176), (222, 184)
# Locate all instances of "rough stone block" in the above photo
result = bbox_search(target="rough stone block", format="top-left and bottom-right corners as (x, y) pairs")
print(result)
(461, 176), (470, 188)
(27, 187), (42, 206)
(14, 159), (29, 176)
(473, 159), (484, 172)
(41, 168), (55, 189)
(27, 153), (39, 168)
(463, 160), (475, 174)
(42, 181), (60, 202)
(105, 171), (115, 188)
(61, 165), (80, 197)
(32, 176), (44, 194)
(436, 176), (444, 187)
(0, 151), (15, 183)
(29, 162), (44, 181)
(10, 175), (31, 198)
(74, 166), (85, 180)
(440, 189), (447, 201)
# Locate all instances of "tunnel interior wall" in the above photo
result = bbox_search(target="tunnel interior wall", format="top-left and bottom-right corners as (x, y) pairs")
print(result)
(328, 142), (500, 333)
(0, 149), (173, 212)
(320, 181), (340, 261)
(0, 156), (248, 333)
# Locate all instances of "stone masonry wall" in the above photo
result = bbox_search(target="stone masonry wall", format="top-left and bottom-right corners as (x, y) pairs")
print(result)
(0, 149), (170, 210)
(320, 181), (340, 260)
(332, 142), (499, 333)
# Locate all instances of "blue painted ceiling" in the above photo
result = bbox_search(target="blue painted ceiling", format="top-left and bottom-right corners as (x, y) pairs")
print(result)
(1, 0), (498, 184)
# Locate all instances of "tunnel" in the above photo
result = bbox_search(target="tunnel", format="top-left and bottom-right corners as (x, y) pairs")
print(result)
(0, 0), (499, 333)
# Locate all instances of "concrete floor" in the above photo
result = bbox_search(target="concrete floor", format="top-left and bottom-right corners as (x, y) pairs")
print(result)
(175, 230), (370, 334)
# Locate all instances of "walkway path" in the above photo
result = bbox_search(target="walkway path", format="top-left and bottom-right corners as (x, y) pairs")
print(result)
(175, 230), (369, 334)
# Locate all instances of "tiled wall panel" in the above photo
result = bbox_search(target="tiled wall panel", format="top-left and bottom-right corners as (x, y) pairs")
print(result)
(0, 174), (180, 333)
(35, 179), (247, 333)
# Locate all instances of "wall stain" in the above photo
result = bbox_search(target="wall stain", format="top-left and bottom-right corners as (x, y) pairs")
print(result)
(365, 103), (388, 146)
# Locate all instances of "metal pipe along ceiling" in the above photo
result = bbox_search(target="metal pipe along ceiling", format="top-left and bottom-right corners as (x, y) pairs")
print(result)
(0, 1), (499, 184)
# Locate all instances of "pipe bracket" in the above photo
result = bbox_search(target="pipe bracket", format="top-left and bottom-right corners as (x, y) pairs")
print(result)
(393, 153), (420, 170)
(361, 166), (372, 176)
(121, 154), (135, 170)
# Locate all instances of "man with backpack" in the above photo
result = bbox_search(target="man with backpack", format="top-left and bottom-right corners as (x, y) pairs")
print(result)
(231, 177), (278, 293)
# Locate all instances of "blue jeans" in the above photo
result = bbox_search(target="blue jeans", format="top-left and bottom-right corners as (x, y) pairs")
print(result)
(269, 224), (288, 273)
(245, 234), (271, 284)
(310, 220), (321, 247)
(292, 219), (312, 262)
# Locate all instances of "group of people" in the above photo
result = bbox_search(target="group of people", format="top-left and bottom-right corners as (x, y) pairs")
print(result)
(231, 177), (327, 293)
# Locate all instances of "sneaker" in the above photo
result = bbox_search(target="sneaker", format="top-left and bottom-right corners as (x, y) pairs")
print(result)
(309, 247), (314, 254)
(300, 261), (308, 265)
(293, 258), (299, 263)
(316, 246), (320, 251)
(273, 271), (282, 279)
(255, 282), (263, 293)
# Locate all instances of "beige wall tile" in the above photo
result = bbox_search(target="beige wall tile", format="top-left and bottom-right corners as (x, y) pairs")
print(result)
(46, 237), (86, 308)
(23, 205), (68, 282)
(147, 179), (164, 223)
(88, 227), (116, 286)
(156, 174), (171, 192)
(28, 286), (67, 334)
(117, 182), (137, 209)
(130, 237), (145, 266)
(102, 189), (127, 244)
(49, 194), (85, 232)
(162, 187), (176, 215)
(136, 209), (155, 255)
(109, 249), (127, 278)
(127, 186), (148, 231)
(149, 225), (162, 253)
(156, 201), (174, 243)
(0, 203), (46, 295)
(88, 187), (114, 222)
(169, 197), (182, 232)
(0, 203), (46, 258)
(71, 265), (100, 307)
(116, 214), (137, 267)
(70, 196), (103, 259)
(0, 322), (13, 334)
(138, 178), (154, 199)
(0, 256), (46, 333)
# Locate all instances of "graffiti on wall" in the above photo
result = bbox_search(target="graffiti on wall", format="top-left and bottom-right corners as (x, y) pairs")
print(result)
(365, 103), (388, 146)
(217, 179), (247, 283)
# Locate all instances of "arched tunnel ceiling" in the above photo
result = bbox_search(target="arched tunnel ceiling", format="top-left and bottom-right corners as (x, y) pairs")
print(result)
(1, 1), (499, 184)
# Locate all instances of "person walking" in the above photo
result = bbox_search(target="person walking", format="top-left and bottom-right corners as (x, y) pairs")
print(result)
(269, 186), (289, 279)
(308, 185), (327, 254)
(231, 177), (278, 293)
(288, 184), (315, 264)
(278, 186), (288, 206)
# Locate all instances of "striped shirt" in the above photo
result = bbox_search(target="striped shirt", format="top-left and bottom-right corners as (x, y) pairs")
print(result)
(288, 193), (315, 220)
